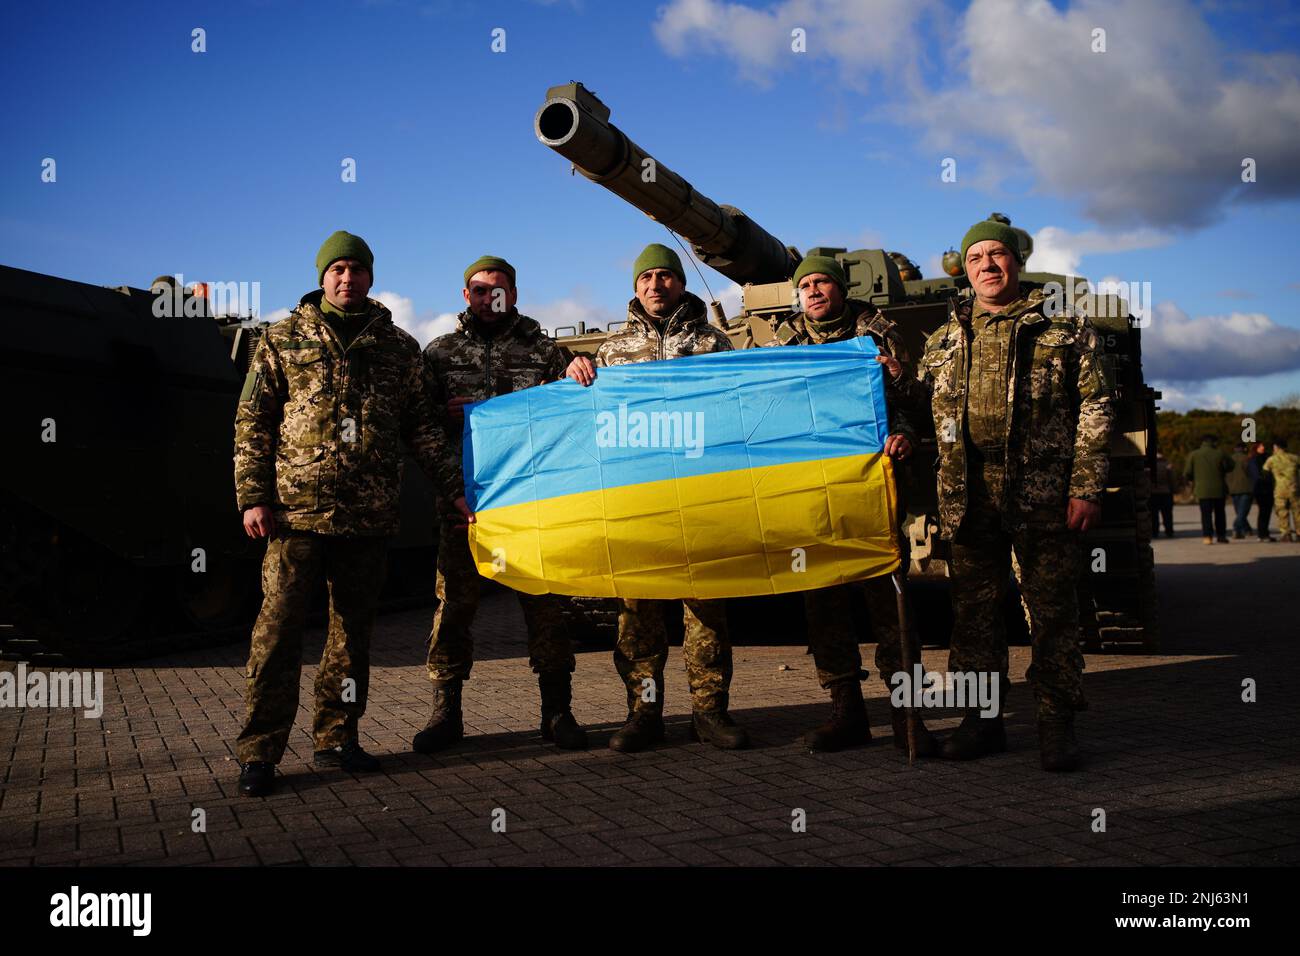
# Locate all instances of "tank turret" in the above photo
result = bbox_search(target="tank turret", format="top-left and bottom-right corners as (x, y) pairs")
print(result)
(534, 82), (1161, 653)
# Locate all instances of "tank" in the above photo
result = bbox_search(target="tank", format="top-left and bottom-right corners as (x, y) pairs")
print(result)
(535, 82), (1161, 651)
(0, 265), (442, 663)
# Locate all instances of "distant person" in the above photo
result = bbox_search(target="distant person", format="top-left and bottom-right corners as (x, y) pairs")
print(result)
(1226, 442), (1255, 539)
(1150, 452), (1175, 538)
(1184, 434), (1233, 544)
(1248, 441), (1276, 542)
(1263, 438), (1300, 542)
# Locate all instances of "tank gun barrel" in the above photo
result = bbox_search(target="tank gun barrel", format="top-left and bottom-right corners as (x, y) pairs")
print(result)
(534, 83), (798, 286)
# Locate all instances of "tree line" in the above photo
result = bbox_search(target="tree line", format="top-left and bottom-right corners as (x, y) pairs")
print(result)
(1156, 406), (1300, 469)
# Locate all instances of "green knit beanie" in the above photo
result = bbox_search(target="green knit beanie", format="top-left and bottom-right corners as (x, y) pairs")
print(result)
(463, 255), (517, 288)
(316, 231), (374, 286)
(632, 243), (685, 288)
(791, 255), (847, 292)
(959, 219), (1024, 268)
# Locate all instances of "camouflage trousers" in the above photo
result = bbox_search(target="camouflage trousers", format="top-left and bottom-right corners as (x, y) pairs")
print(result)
(1275, 493), (1297, 535)
(614, 599), (731, 713)
(804, 577), (911, 689)
(948, 466), (1087, 720)
(235, 531), (388, 764)
(426, 521), (574, 682)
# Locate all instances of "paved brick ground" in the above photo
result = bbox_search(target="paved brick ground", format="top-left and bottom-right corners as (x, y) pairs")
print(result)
(2, 505), (1298, 867)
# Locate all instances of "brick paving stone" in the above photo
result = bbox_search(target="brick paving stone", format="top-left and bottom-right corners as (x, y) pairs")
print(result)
(2, 515), (1298, 866)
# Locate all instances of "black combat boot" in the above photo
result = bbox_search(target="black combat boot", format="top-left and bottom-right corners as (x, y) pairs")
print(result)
(412, 679), (464, 754)
(610, 676), (665, 752)
(689, 702), (750, 750)
(538, 672), (588, 750)
(804, 678), (871, 752)
(940, 709), (1007, 760)
(1038, 714), (1081, 772)
(237, 761), (275, 798)
(609, 709), (665, 753)
(314, 740), (381, 772)
(888, 706), (939, 758)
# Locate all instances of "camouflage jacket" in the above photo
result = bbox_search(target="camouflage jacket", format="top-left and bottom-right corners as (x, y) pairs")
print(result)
(911, 288), (1114, 534)
(234, 291), (462, 536)
(760, 299), (916, 443)
(1263, 450), (1300, 495)
(423, 309), (571, 446)
(595, 292), (732, 367)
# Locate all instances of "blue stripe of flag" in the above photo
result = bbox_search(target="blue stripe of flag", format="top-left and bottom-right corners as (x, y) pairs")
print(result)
(462, 336), (890, 513)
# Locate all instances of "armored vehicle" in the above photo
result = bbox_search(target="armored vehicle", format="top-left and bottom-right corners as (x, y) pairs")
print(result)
(535, 82), (1160, 651)
(0, 266), (441, 663)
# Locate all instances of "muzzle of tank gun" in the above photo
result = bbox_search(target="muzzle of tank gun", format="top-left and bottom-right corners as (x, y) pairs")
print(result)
(535, 84), (797, 287)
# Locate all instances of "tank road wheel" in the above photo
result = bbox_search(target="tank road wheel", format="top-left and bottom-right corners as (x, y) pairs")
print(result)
(904, 579), (954, 649)
(0, 503), (43, 614)
(380, 545), (438, 609)
(3, 504), (148, 661)
(1132, 464), (1161, 652)
(0, 501), (54, 659)
(38, 523), (151, 663)
(558, 596), (619, 646)
(174, 549), (259, 632)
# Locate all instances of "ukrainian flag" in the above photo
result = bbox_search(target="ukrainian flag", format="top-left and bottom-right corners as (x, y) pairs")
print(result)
(463, 336), (900, 599)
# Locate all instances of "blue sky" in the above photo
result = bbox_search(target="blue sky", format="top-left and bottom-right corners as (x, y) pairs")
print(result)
(4, 0), (1299, 411)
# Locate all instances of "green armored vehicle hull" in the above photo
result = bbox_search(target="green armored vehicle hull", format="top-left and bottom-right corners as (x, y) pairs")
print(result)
(536, 82), (1160, 652)
(0, 265), (442, 663)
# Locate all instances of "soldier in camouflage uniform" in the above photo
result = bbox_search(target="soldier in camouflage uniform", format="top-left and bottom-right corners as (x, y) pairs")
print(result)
(233, 231), (470, 797)
(1263, 439), (1300, 541)
(905, 218), (1113, 772)
(413, 256), (587, 753)
(565, 243), (748, 752)
(764, 255), (938, 756)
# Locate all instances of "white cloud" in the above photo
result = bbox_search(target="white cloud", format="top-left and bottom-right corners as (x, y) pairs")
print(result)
(715, 282), (744, 322)
(920, 0), (1300, 229)
(1141, 302), (1300, 382)
(1153, 383), (1245, 413)
(410, 312), (460, 344)
(372, 289), (459, 345)
(521, 293), (620, 336)
(659, 0), (1300, 230)
(1029, 225), (1171, 275)
(653, 0), (937, 89)
(372, 290), (417, 327)
(368, 289), (629, 343)
(261, 307), (292, 324)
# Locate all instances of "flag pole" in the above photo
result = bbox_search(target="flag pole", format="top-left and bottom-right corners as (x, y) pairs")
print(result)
(892, 571), (917, 766)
